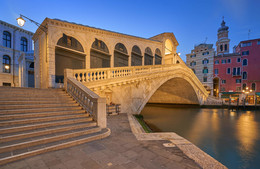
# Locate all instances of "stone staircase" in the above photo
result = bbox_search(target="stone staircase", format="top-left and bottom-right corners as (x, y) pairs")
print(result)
(0, 87), (110, 165)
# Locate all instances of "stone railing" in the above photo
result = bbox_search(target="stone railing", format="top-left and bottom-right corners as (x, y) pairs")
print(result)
(72, 64), (181, 82)
(64, 69), (106, 128)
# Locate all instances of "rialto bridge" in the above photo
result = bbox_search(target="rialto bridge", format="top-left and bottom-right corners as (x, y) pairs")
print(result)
(33, 18), (221, 115)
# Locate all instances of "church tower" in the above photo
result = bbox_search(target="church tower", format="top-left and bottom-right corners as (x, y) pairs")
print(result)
(216, 18), (230, 55)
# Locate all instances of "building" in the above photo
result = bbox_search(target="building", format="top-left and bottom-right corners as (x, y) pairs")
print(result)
(0, 20), (34, 87)
(186, 43), (215, 95)
(33, 18), (182, 88)
(213, 19), (260, 104)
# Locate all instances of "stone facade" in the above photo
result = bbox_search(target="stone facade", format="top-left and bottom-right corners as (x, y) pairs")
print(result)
(33, 18), (179, 88)
(0, 20), (34, 87)
(186, 44), (215, 95)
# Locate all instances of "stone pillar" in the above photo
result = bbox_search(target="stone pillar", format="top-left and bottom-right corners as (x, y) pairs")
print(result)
(92, 97), (107, 128)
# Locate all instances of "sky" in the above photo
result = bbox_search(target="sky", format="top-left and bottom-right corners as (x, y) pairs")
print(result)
(1, 0), (260, 62)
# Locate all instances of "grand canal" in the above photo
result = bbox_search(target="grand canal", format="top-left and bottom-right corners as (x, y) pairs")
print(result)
(141, 104), (260, 169)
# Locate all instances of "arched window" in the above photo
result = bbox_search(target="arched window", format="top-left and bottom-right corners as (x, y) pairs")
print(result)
(114, 43), (128, 67)
(242, 83), (246, 90)
(252, 83), (256, 91)
(203, 67), (208, 74)
(242, 59), (248, 66)
(220, 45), (223, 51)
(3, 31), (11, 48)
(202, 59), (209, 64)
(21, 37), (28, 52)
(144, 47), (153, 65)
(57, 34), (84, 52)
(90, 39), (110, 68)
(155, 48), (162, 65)
(3, 55), (11, 73)
(224, 44), (227, 51)
(131, 45), (142, 66)
(242, 72), (247, 79)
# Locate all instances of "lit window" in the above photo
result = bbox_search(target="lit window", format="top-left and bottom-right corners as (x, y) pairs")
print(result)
(3, 55), (11, 73)
(3, 31), (11, 48)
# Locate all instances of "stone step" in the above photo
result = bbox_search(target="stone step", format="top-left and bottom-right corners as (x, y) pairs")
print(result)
(0, 96), (72, 101)
(0, 100), (74, 105)
(0, 87), (64, 92)
(0, 110), (87, 121)
(0, 122), (97, 143)
(0, 118), (93, 134)
(0, 106), (82, 114)
(0, 103), (78, 110)
(0, 114), (90, 127)
(0, 127), (101, 153)
(0, 93), (69, 98)
(0, 128), (110, 165)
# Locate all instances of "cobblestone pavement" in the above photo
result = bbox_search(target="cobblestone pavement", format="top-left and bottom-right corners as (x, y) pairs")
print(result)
(0, 114), (201, 169)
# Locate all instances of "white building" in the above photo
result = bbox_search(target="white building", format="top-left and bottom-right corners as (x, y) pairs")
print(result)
(0, 20), (34, 87)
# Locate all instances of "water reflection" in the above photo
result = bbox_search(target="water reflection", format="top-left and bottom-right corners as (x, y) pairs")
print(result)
(141, 104), (260, 169)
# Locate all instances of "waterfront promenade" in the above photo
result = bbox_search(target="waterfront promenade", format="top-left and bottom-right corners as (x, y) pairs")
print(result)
(0, 114), (200, 169)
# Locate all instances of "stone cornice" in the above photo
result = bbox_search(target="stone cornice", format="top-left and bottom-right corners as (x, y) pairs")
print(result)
(0, 20), (34, 36)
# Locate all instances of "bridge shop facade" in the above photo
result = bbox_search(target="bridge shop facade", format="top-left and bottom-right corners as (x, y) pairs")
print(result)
(33, 18), (182, 88)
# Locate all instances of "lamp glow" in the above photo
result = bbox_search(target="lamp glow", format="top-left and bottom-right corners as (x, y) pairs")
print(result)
(4, 65), (10, 70)
(17, 17), (25, 27)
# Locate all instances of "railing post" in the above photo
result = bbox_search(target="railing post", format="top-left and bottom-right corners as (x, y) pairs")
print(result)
(92, 97), (107, 128)
(64, 69), (73, 91)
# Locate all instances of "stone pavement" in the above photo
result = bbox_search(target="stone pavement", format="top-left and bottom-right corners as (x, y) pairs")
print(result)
(0, 114), (201, 169)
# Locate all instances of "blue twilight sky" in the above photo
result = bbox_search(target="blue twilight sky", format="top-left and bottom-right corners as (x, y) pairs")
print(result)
(1, 0), (260, 62)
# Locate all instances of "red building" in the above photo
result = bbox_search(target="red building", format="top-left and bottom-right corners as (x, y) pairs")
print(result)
(213, 20), (260, 104)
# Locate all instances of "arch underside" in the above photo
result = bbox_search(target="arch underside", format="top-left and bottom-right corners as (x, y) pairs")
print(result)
(148, 77), (200, 105)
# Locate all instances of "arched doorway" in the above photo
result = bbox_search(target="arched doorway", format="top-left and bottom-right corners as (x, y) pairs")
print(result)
(114, 43), (128, 67)
(131, 45), (142, 66)
(213, 78), (219, 97)
(155, 48), (162, 65)
(144, 47), (153, 65)
(55, 34), (85, 83)
(90, 38), (110, 68)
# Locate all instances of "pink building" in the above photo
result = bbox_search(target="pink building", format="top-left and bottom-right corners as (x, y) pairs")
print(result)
(213, 20), (260, 104)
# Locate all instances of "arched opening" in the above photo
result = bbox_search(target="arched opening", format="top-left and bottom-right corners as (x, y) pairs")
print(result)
(3, 55), (11, 73)
(144, 47), (153, 65)
(90, 38), (110, 68)
(148, 77), (199, 105)
(114, 43), (128, 67)
(55, 34), (85, 83)
(165, 39), (173, 55)
(155, 48), (162, 65)
(213, 78), (219, 97)
(131, 45), (142, 66)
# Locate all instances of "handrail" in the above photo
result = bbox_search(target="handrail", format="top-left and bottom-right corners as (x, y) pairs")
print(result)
(64, 71), (106, 128)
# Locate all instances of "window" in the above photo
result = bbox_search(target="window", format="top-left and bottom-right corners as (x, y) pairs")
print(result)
(202, 52), (209, 55)
(236, 79), (241, 83)
(242, 59), (248, 66)
(252, 83), (256, 91)
(227, 59), (231, 63)
(237, 67), (241, 76)
(215, 60), (219, 64)
(221, 59), (226, 64)
(203, 68), (208, 74)
(190, 61), (196, 66)
(233, 68), (236, 76)
(203, 77), (207, 82)
(236, 87), (241, 92)
(225, 44), (227, 51)
(3, 55), (11, 73)
(241, 42), (252, 47)
(202, 59), (209, 64)
(242, 83), (246, 90)
(3, 31), (11, 48)
(220, 45), (223, 51)
(258, 41), (260, 45)
(222, 80), (226, 84)
(214, 69), (218, 75)
(227, 68), (231, 74)
(3, 83), (11, 86)
(20, 37), (28, 52)
(242, 72), (247, 79)
(237, 58), (241, 62)
(190, 54), (196, 58)
(242, 51), (249, 56)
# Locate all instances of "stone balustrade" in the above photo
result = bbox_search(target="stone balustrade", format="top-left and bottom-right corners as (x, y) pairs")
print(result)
(64, 70), (106, 128)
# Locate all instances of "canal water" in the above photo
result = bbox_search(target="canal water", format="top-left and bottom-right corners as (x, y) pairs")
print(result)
(141, 104), (260, 169)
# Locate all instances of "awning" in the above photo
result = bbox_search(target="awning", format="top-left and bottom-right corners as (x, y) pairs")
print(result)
(221, 92), (241, 95)
(256, 92), (260, 96)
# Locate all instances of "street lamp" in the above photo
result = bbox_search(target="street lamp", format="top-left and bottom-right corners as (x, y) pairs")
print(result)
(16, 14), (47, 33)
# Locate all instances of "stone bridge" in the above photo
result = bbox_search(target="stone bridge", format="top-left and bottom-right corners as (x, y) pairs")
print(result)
(65, 63), (216, 114)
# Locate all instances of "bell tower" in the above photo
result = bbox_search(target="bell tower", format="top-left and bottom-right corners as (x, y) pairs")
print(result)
(216, 17), (230, 55)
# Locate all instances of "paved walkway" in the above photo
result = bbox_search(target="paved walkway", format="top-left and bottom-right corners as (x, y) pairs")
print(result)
(0, 114), (201, 169)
